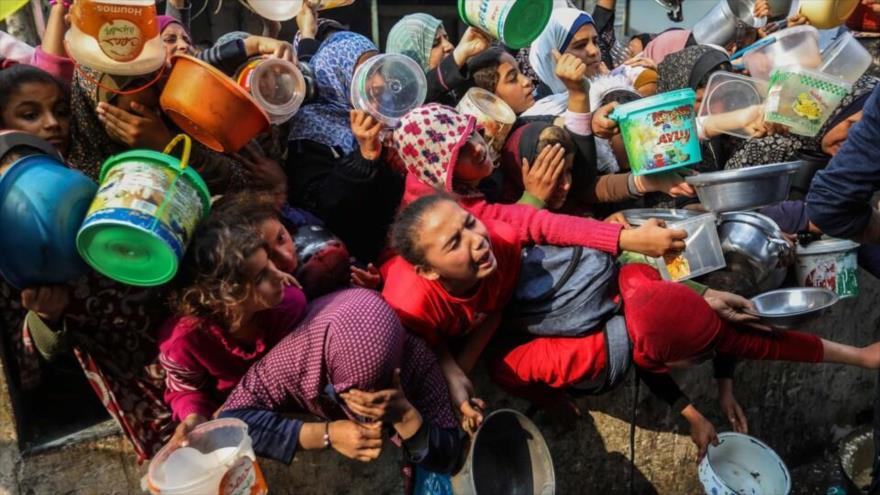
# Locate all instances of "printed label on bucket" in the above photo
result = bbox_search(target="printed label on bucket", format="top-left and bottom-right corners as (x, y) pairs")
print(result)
(797, 252), (859, 298)
(463, 0), (511, 41)
(620, 104), (698, 175)
(219, 457), (267, 495)
(98, 19), (143, 62)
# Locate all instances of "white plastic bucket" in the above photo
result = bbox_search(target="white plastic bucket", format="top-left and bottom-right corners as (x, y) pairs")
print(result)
(795, 236), (860, 298)
(698, 432), (791, 495)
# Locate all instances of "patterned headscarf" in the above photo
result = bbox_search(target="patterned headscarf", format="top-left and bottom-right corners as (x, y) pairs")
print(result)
(391, 103), (476, 194)
(528, 8), (595, 95)
(386, 13), (443, 72)
(287, 32), (377, 154)
(657, 45), (730, 93)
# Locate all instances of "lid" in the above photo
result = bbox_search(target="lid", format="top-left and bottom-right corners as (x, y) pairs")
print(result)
(457, 87), (516, 124)
(77, 220), (180, 287)
(699, 71), (767, 139)
(500, 0), (554, 49)
(610, 88), (695, 120)
(797, 236), (859, 255)
(350, 53), (427, 127)
(770, 64), (853, 90)
(248, 58), (306, 124)
(246, 0), (301, 21)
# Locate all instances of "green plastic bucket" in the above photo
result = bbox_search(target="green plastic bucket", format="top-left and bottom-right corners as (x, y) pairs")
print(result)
(76, 135), (211, 286)
(457, 0), (552, 50)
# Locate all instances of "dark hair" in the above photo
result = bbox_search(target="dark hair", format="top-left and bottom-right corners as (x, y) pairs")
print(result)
(469, 46), (508, 93)
(0, 65), (66, 126)
(210, 191), (283, 228)
(536, 125), (575, 156)
(0, 144), (42, 169)
(390, 193), (456, 267)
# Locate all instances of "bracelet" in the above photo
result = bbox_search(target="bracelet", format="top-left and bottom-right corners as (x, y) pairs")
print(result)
(322, 422), (331, 449)
(627, 173), (644, 197)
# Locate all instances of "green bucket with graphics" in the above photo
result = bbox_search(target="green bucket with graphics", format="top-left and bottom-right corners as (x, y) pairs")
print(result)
(457, 0), (553, 49)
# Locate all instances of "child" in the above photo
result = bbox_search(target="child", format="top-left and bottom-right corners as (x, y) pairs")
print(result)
(0, 64), (69, 157)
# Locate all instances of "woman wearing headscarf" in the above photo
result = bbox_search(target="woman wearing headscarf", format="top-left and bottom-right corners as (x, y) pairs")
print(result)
(286, 32), (403, 263)
(528, 8), (602, 100)
(641, 29), (695, 65)
(386, 13), (490, 106)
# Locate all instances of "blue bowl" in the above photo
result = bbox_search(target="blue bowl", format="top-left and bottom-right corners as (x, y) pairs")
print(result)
(0, 155), (97, 289)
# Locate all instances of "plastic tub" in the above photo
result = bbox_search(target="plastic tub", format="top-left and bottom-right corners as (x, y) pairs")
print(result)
(698, 432), (791, 495)
(457, 0), (553, 50)
(146, 418), (267, 495)
(692, 0), (767, 48)
(455, 87), (516, 156)
(764, 66), (852, 137)
(795, 236), (860, 299)
(246, 0), (354, 22)
(0, 155), (97, 289)
(742, 25), (822, 81)
(65, 0), (165, 76)
(76, 135), (211, 287)
(655, 213), (726, 282)
(820, 31), (872, 85)
(699, 71), (768, 139)
(609, 88), (701, 176)
(235, 57), (306, 125)
(160, 54), (269, 153)
(799, 0), (860, 29)
(350, 53), (427, 127)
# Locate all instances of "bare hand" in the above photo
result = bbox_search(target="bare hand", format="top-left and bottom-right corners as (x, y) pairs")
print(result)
(446, 371), (485, 434)
(753, 0), (770, 18)
(21, 286), (69, 323)
(552, 49), (588, 94)
(521, 143), (566, 203)
(350, 263), (381, 289)
(244, 36), (295, 62)
(787, 13), (809, 27)
(865, 0), (880, 15)
(619, 218), (687, 257)
(688, 410), (719, 462)
(168, 413), (207, 448)
(453, 27), (491, 67)
(233, 142), (287, 192)
(341, 369), (414, 424)
(96, 101), (173, 151)
(703, 288), (771, 331)
(350, 110), (383, 160)
(281, 272), (302, 288)
(328, 420), (383, 462)
(592, 102), (620, 139)
(604, 211), (632, 228)
(634, 172), (696, 197)
(296, 0), (320, 39)
(717, 379), (748, 434)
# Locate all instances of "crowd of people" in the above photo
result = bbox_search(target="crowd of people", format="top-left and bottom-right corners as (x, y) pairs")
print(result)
(4, 0), (880, 490)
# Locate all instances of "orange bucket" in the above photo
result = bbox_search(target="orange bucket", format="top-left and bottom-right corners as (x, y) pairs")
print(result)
(159, 54), (270, 153)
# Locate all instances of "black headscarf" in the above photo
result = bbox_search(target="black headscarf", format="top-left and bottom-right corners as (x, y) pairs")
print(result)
(657, 45), (731, 93)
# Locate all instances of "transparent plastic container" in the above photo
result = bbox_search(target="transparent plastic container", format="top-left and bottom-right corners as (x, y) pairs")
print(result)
(455, 87), (516, 155)
(246, 0), (354, 22)
(820, 31), (872, 85)
(655, 213), (726, 282)
(236, 57), (306, 125)
(742, 25), (822, 81)
(764, 65), (852, 137)
(350, 53), (427, 127)
(699, 71), (768, 139)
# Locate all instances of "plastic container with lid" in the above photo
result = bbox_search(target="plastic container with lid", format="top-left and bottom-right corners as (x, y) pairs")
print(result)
(455, 87), (516, 156)
(609, 88), (701, 176)
(820, 31), (872, 85)
(699, 71), (768, 139)
(795, 236), (860, 298)
(457, 0), (553, 50)
(236, 57), (306, 125)
(741, 25), (822, 81)
(247, 0), (354, 22)
(799, 0), (860, 29)
(65, 0), (165, 76)
(350, 53), (427, 127)
(764, 66), (852, 137)
(654, 213), (726, 282)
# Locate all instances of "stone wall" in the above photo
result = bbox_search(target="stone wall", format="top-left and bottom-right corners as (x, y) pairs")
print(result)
(2, 273), (879, 494)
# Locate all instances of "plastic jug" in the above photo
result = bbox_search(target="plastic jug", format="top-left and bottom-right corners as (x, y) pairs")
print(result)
(65, 0), (165, 76)
(247, 0), (354, 22)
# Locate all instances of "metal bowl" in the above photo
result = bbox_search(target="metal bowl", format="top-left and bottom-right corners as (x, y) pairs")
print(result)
(749, 287), (839, 329)
(718, 212), (792, 293)
(621, 208), (703, 227)
(685, 161), (802, 212)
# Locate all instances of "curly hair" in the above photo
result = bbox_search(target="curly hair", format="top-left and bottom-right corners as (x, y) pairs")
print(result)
(171, 217), (268, 330)
(210, 190), (283, 227)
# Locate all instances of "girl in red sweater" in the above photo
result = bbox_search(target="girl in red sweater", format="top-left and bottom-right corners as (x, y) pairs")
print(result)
(382, 194), (880, 458)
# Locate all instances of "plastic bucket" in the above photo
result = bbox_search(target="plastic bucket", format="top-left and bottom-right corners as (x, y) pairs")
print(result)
(457, 0), (553, 50)
(246, 0), (354, 22)
(455, 87), (516, 156)
(76, 135), (211, 287)
(692, 0), (767, 48)
(820, 31), (872, 85)
(235, 57), (306, 125)
(741, 25), (822, 81)
(795, 236), (860, 298)
(0, 155), (97, 289)
(65, 0), (165, 76)
(146, 418), (267, 495)
(764, 66), (852, 137)
(698, 432), (791, 495)
(350, 53), (427, 127)
(655, 213), (726, 282)
(799, 0), (860, 29)
(609, 88), (701, 176)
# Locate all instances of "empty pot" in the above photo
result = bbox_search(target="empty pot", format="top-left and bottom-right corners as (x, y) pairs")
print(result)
(718, 211), (792, 293)
(693, 0), (767, 47)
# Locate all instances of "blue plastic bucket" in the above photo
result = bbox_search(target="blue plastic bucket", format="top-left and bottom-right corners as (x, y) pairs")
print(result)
(0, 154), (97, 289)
(610, 88), (701, 176)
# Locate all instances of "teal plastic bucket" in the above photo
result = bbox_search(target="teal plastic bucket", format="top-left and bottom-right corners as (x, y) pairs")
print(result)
(610, 88), (701, 176)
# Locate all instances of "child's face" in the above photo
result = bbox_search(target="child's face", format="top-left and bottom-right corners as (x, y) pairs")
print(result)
(414, 200), (497, 291)
(428, 27), (454, 71)
(455, 133), (494, 184)
(821, 110), (863, 156)
(240, 247), (286, 314)
(259, 218), (298, 274)
(1, 82), (69, 156)
(545, 152), (575, 210)
(494, 53), (535, 114)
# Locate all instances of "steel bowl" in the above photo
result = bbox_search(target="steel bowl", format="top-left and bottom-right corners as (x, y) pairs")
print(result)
(621, 208), (703, 227)
(718, 212), (792, 293)
(749, 287), (839, 329)
(685, 161), (802, 212)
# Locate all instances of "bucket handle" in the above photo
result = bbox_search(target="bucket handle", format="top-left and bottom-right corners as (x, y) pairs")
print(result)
(74, 60), (167, 98)
(149, 134), (194, 232)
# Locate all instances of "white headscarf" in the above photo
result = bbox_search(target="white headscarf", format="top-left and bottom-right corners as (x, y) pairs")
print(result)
(528, 8), (595, 95)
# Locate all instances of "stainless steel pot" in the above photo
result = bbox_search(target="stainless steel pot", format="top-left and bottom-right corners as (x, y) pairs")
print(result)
(621, 208), (702, 227)
(685, 161), (802, 212)
(692, 0), (767, 47)
(718, 211), (792, 292)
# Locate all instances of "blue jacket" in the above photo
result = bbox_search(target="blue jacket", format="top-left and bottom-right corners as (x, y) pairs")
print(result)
(807, 86), (880, 238)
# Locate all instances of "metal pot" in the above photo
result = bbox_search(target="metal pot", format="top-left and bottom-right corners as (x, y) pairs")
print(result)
(685, 161), (802, 212)
(621, 208), (702, 227)
(718, 211), (793, 292)
(692, 0), (767, 47)
(790, 150), (830, 199)
(749, 287), (839, 328)
(452, 409), (555, 495)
